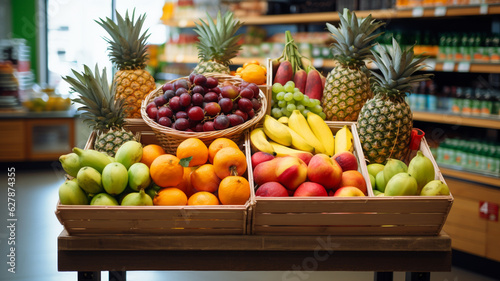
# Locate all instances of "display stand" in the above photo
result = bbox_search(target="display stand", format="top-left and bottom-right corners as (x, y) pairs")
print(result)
(58, 230), (451, 281)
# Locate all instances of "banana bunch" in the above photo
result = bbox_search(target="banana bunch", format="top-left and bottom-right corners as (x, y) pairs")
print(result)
(250, 111), (336, 157)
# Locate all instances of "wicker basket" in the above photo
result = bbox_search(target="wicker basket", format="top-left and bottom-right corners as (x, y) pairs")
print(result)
(141, 73), (267, 154)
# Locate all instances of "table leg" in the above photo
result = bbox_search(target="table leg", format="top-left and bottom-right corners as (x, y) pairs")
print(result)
(374, 272), (393, 281)
(405, 272), (430, 281)
(109, 271), (126, 281)
(78, 271), (101, 281)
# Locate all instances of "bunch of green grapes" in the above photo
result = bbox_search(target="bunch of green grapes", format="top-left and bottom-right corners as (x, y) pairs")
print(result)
(270, 81), (326, 119)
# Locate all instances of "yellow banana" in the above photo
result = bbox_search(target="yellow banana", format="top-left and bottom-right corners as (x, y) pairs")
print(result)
(288, 110), (326, 154)
(284, 126), (314, 152)
(250, 128), (276, 155)
(335, 125), (354, 154)
(306, 112), (335, 156)
(263, 115), (292, 146)
(277, 116), (289, 125)
(269, 141), (312, 158)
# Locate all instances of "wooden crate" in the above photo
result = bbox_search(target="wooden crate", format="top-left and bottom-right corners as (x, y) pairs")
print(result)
(55, 129), (253, 236)
(249, 122), (454, 236)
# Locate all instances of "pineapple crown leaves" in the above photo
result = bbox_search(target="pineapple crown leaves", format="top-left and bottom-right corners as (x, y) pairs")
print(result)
(326, 8), (385, 68)
(62, 64), (126, 132)
(96, 9), (151, 70)
(193, 11), (243, 66)
(370, 38), (434, 97)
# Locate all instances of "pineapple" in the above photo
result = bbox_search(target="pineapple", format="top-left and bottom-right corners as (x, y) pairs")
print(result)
(96, 10), (156, 118)
(192, 11), (243, 74)
(357, 39), (433, 164)
(63, 65), (136, 157)
(322, 9), (384, 121)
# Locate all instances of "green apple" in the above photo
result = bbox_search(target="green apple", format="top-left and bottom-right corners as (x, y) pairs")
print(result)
(420, 180), (450, 196)
(385, 173), (418, 196)
(375, 171), (386, 192)
(367, 163), (385, 177)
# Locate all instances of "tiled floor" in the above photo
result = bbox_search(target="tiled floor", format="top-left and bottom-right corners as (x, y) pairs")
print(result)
(0, 165), (497, 281)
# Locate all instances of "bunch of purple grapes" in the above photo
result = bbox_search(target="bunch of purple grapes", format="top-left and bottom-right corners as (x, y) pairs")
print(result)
(145, 73), (262, 132)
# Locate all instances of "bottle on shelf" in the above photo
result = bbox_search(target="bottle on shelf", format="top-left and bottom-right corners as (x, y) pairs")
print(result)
(451, 87), (463, 114)
(461, 87), (473, 115)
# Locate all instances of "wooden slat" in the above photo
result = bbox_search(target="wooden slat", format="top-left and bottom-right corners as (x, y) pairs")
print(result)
(254, 197), (452, 213)
(58, 230), (451, 252)
(448, 236), (486, 257)
(62, 218), (244, 229)
(253, 225), (441, 236)
(254, 213), (446, 226)
(65, 227), (244, 236)
(442, 224), (486, 246)
(56, 209), (246, 221)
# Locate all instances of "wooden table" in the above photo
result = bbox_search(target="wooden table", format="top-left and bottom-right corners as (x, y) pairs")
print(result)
(58, 230), (451, 281)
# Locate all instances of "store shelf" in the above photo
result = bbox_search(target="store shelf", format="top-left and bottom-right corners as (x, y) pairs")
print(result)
(440, 167), (500, 187)
(162, 4), (500, 27)
(412, 111), (500, 130)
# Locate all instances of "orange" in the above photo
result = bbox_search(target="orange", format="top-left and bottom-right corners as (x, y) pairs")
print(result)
(213, 147), (247, 179)
(218, 176), (250, 205)
(187, 192), (220, 205)
(153, 187), (187, 206)
(150, 154), (184, 188)
(208, 138), (239, 164)
(241, 64), (266, 85)
(172, 166), (197, 197)
(190, 164), (221, 193)
(243, 59), (260, 68)
(176, 138), (208, 167)
(141, 144), (165, 167)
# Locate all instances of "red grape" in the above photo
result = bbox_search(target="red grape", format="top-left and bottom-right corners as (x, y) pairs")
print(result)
(204, 102), (221, 116)
(158, 117), (172, 127)
(194, 123), (204, 132)
(237, 98), (253, 112)
(169, 96), (182, 112)
(174, 79), (189, 90)
(203, 121), (215, 132)
(146, 102), (156, 112)
(240, 81), (249, 88)
(175, 111), (188, 119)
(221, 85), (239, 99)
(234, 109), (248, 121)
(228, 114), (244, 127)
(239, 87), (254, 99)
(179, 93), (192, 107)
(163, 90), (175, 101)
(162, 83), (174, 91)
(247, 109), (255, 119)
(188, 73), (196, 83)
(219, 98), (233, 114)
(213, 115), (230, 130)
(175, 87), (188, 96)
(247, 83), (260, 98)
(147, 106), (158, 120)
(158, 106), (173, 119)
(174, 118), (190, 131)
(154, 95), (168, 107)
(192, 85), (205, 95)
(210, 87), (221, 95)
(204, 92), (219, 103)
(193, 74), (207, 86)
(187, 106), (204, 121)
(192, 93), (204, 106)
(206, 77), (218, 88)
(251, 98), (262, 111)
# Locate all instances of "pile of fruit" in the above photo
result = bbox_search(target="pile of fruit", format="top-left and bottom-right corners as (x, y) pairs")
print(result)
(367, 152), (450, 197)
(145, 74), (263, 132)
(235, 60), (267, 85)
(58, 137), (250, 206)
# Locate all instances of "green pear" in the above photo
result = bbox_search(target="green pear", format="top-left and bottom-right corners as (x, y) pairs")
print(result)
(420, 180), (450, 196)
(385, 173), (418, 196)
(408, 151), (435, 194)
(369, 174), (376, 190)
(90, 193), (119, 205)
(58, 180), (88, 205)
(367, 163), (385, 178)
(375, 171), (386, 192)
(383, 159), (408, 183)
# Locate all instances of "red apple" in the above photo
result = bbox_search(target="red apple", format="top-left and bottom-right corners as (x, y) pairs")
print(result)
(333, 186), (366, 197)
(275, 156), (308, 190)
(253, 158), (280, 186)
(307, 154), (343, 190)
(294, 152), (313, 165)
(294, 182), (328, 197)
(255, 182), (289, 197)
(333, 151), (358, 172)
(251, 152), (275, 169)
(338, 170), (367, 195)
